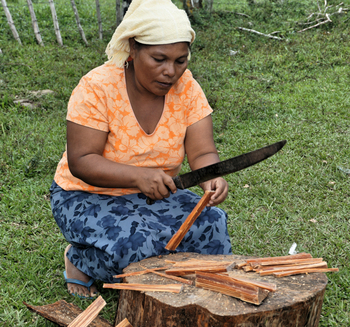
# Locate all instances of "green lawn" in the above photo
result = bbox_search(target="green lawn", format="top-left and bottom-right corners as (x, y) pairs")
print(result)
(0, 0), (349, 325)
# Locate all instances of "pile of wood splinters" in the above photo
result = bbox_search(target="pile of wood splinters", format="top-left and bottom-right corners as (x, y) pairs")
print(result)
(69, 253), (338, 327)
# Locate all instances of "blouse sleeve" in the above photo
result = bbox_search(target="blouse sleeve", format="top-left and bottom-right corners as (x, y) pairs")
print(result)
(66, 76), (110, 132)
(184, 72), (213, 127)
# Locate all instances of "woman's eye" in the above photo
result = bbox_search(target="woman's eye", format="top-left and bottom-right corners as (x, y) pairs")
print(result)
(153, 58), (164, 62)
(176, 60), (185, 64)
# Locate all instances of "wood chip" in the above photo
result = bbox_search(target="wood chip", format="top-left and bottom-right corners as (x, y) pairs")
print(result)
(115, 318), (133, 327)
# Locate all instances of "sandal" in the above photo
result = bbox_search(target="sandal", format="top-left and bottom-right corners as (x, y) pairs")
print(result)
(63, 271), (96, 299)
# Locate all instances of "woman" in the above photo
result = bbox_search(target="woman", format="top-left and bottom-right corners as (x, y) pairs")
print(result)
(50, 0), (232, 299)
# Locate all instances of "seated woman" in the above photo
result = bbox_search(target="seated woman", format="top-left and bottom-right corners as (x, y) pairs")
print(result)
(50, 0), (232, 299)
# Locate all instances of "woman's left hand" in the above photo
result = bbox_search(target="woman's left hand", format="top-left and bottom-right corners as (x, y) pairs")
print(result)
(200, 177), (228, 206)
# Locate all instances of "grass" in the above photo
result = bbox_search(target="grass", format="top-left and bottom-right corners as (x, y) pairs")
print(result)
(0, 0), (349, 325)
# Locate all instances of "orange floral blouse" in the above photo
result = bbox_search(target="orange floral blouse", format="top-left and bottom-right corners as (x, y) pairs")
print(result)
(54, 64), (212, 196)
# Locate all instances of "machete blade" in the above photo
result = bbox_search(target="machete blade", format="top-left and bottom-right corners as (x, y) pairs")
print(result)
(173, 140), (286, 189)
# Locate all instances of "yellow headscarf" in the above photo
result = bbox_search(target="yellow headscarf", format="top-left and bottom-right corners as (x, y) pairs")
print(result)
(105, 0), (196, 67)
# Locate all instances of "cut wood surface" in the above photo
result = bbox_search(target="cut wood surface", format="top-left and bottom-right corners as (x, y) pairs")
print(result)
(195, 272), (269, 305)
(115, 252), (328, 326)
(165, 190), (214, 251)
(24, 300), (112, 327)
(115, 318), (133, 327)
(68, 296), (106, 327)
(103, 283), (183, 293)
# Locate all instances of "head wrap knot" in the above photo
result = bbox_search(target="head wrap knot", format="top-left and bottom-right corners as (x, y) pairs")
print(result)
(105, 0), (196, 67)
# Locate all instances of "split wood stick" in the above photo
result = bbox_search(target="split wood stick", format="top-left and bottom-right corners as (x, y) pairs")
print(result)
(256, 261), (327, 272)
(245, 252), (312, 264)
(258, 257), (323, 267)
(165, 263), (235, 276)
(139, 265), (193, 285)
(103, 283), (183, 293)
(273, 268), (339, 278)
(195, 272), (269, 305)
(67, 295), (106, 327)
(1, 0), (22, 45)
(259, 262), (328, 276)
(115, 318), (133, 327)
(171, 259), (234, 268)
(165, 190), (215, 251)
(226, 276), (277, 292)
(113, 266), (170, 279)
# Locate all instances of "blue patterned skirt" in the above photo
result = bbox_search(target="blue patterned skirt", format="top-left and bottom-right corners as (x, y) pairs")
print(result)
(50, 181), (232, 283)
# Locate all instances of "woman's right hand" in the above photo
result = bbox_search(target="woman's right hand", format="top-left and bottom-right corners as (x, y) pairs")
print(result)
(135, 168), (177, 201)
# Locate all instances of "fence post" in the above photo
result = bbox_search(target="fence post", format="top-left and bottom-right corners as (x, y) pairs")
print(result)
(70, 0), (88, 45)
(96, 0), (103, 39)
(26, 0), (44, 46)
(48, 0), (63, 46)
(1, 0), (22, 45)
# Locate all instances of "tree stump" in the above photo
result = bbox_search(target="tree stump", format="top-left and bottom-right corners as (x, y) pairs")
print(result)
(114, 253), (328, 327)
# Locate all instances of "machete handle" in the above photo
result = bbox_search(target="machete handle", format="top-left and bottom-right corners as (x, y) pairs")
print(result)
(146, 176), (184, 205)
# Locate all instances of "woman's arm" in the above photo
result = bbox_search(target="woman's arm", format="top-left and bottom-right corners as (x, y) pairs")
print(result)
(66, 121), (177, 200)
(184, 115), (228, 206)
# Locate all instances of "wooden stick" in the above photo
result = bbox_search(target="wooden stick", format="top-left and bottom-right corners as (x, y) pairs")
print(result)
(195, 272), (269, 305)
(139, 265), (193, 285)
(115, 318), (133, 327)
(70, 0), (88, 45)
(103, 283), (183, 293)
(245, 252), (312, 264)
(165, 190), (214, 251)
(273, 268), (339, 277)
(48, 0), (63, 46)
(237, 27), (284, 41)
(26, 0), (44, 46)
(225, 276), (277, 292)
(170, 259), (234, 268)
(259, 262), (328, 276)
(1, 0), (22, 45)
(67, 295), (106, 327)
(165, 263), (235, 276)
(257, 258), (323, 267)
(113, 266), (169, 279)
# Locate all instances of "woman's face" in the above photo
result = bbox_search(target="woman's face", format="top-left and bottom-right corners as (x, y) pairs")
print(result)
(129, 40), (189, 97)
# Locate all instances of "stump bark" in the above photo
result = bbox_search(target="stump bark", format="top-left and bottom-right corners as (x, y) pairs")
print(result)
(115, 253), (328, 327)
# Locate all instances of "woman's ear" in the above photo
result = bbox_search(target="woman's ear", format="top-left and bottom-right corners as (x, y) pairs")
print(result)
(128, 38), (136, 59)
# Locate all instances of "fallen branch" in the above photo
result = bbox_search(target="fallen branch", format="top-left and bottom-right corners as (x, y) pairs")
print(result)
(103, 283), (183, 293)
(237, 27), (284, 41)
(68, 296), (106, 327)
(165, 190), (214, 251)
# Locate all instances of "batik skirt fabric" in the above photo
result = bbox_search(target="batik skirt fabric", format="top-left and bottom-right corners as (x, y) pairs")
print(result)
(50, 180), (232, 283)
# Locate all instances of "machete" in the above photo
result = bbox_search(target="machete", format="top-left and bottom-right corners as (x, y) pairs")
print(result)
(146, 139), (286, 205)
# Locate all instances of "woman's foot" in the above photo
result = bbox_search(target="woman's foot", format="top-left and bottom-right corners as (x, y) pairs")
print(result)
(64, 245), (98, 298)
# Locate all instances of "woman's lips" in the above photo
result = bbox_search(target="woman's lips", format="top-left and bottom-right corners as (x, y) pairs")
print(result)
(158, 81), (172, 88)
